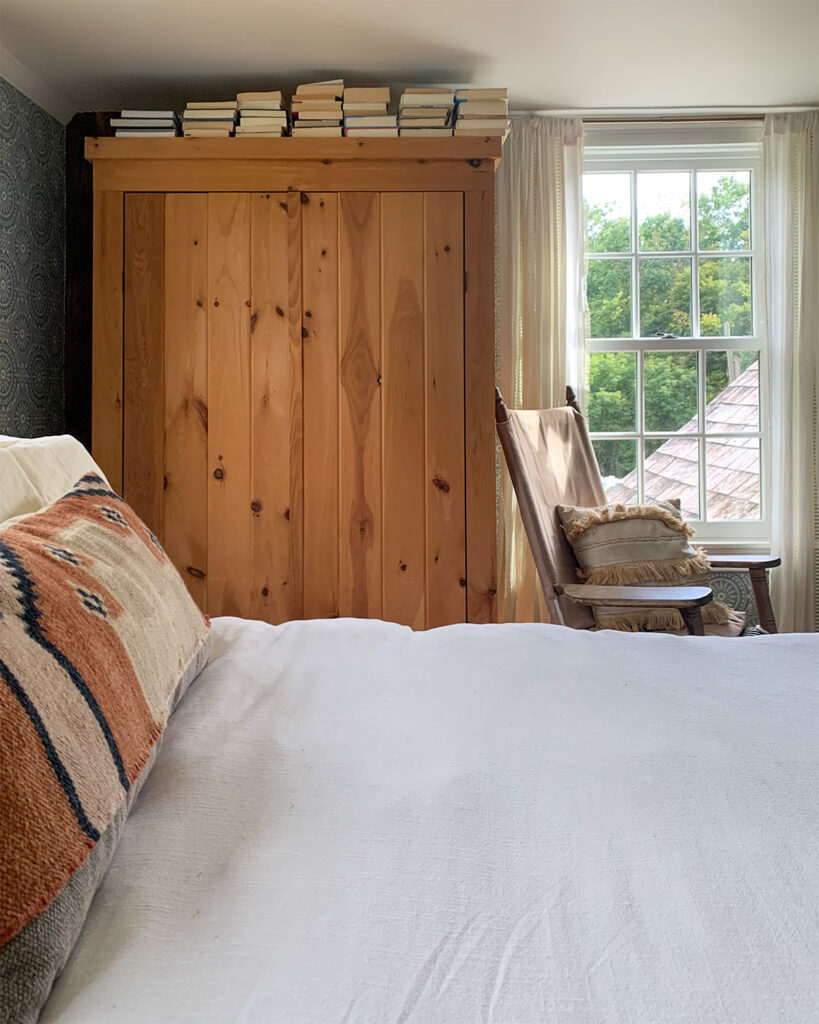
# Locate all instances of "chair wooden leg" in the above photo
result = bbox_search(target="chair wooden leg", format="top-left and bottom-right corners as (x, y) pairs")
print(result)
(749, 567), (778, 633)
(681, 607), (705, 636)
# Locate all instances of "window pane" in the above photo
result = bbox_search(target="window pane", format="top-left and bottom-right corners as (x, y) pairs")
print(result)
(588, 352), (637, 432)
(644, 436), (700, 520)
(706, 437), (760, 520)
(644, 351), (698, 432)
(639, 258), (692, 337)
(698, 257), (752, 336)
(593, 439), (638, 501)
(587, 258), (631, 338)
(697, 171), (751, 251)
(638, 172), (690, 252)
(705, 351), (759, 432)
(584, 173), (631, 253)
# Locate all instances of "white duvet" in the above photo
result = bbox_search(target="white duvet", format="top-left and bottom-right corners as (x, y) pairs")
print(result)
(43, 617), (819, 1024)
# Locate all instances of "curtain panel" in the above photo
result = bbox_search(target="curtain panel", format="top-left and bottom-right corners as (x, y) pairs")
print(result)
(764, 111), (819, 632)
(496, 116), (585, 622)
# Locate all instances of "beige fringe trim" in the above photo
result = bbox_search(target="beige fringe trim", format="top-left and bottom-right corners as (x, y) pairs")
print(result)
(579, 553), (711, 586)
(596, 600), (733, 633)
(563, 503), (695, 543)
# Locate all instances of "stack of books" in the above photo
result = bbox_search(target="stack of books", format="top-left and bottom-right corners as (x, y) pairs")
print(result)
(342, 87), (396, 137)
(235, 91), (288, 137)
(453, 88), (510, 140)
(291, 80), (343, 137)
(110, 110), (179, 137)
(182, 101), (238, 138)
(397, 88), (454, 137)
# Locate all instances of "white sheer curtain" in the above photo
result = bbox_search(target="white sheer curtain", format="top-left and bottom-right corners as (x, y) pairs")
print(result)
(496, 116), (585, 622)
(764, 111), (819, 633)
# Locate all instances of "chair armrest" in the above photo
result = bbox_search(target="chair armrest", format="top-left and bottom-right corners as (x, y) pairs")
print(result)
(559, 584), (713, 610)
(707, 554), (781, 569)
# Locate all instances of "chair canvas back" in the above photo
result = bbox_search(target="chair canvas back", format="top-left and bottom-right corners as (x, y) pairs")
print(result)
(497, 404), (606, 628)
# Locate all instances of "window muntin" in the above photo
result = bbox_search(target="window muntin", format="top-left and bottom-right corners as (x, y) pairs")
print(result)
(583, 155), (767, 546)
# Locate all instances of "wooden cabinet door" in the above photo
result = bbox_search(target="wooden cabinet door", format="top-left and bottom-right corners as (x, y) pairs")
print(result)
(123, 191), (302, 619)
(302, 191), (466, 628)
(122, 189), (466, 627)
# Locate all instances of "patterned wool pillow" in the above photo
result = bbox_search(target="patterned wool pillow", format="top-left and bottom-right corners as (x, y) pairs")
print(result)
(557, 498), (732, 631)
(0, 474), (210, 1022)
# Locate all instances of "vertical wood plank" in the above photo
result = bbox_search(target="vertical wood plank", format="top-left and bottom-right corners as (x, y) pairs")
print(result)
(250, 192), (303, 623)
(164, 194), (208, 609)
(92, 189), (123, 492)
(381, 193), (426, 628)
(338, 193), (382, 618)
(464, 187), (497, 623)
(425, 192), (467, 626)
(302, 192), (340, 619)
(123, 192), (164, 533)
(208, 193), (252, 617)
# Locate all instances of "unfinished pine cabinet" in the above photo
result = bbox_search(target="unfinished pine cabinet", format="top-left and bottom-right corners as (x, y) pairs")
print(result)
(86, 137), (500, 627)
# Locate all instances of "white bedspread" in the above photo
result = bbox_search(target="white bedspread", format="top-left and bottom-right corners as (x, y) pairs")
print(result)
(43, 618), (819, 1024)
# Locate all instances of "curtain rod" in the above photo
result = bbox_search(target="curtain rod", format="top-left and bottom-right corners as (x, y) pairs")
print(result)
(511, 106), (818, 120)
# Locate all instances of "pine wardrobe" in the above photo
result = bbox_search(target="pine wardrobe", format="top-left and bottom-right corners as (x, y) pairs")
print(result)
(86, 137), (500, 628)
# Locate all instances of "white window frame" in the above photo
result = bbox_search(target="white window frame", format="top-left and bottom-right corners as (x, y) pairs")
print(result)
(582, 122), (770, 552)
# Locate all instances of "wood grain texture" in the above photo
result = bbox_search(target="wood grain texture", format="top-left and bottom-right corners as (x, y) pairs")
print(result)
(123, 193), (164, 532)
(91, 189), (124, 492)
(163, 194), (208, 609)
(207, 193), (252, 617)
(339, 193), (382, 618)
(381, 193), (426, 628)
(302, 193), (340, 619)
(425, 192), (467, 627)
(464, 188), (497, 623)
(250, 192), (303, 623)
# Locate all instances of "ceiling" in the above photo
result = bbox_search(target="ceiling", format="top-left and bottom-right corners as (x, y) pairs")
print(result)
(1, 0), (817, 122)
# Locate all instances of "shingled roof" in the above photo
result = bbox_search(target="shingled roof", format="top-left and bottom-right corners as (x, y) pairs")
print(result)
(606, 360), (760, 521)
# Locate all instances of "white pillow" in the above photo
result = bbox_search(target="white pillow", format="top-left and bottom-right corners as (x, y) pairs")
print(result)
(0, 435), (108, 524)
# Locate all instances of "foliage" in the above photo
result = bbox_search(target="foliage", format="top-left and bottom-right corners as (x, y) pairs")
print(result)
(584, 173), (757, 478)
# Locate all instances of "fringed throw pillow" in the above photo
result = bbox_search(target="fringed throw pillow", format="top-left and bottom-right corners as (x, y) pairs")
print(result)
(0, 474), (211, 1023)
(557, 498), (733, 632)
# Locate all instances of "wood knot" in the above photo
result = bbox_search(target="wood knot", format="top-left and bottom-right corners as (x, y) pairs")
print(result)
(262, 586), (269, 598)
(275, 305), (285, 318)
(432, 476), (450, 493)
(163, 475), (168, 490)
(196, 299), (204, 308)
(250, 311), (258, 332)
(301, 326), (309, 338)
(468, 158), (482, 168)
(193, 239), (198, 246)
(245, 299), (252, 307)
(213, 299), (219, 307)
(321, 248), (327, 256)
(399, 562), (407, 572)
(284, 508), (291, 521)
(488, 587), (497, 597)
(187, 566), (206, 580)
(444, 244), (450, 252)
(459, 578), (467, 587)
(250, 500), (262, 514)
(305, 310), (312, 318)
(213, 467), (224, 481)
(301, 193), (310, 204)
(376, 373), (383, 385)
(279, 201), (288, 211)
(321, 159), (331, 166)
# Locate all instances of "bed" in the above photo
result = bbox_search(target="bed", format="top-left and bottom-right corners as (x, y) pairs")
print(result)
(1, 436), (818, 1023)
(40, 615), (819, 1023)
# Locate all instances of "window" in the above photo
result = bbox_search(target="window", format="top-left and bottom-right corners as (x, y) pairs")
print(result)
(582, 123), (768, 547)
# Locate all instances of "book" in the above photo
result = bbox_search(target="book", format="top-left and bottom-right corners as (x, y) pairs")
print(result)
(182, 120), (240, 131)
(453, 118), (511, 130)
(111, 117), (178, 128)
(342, 103), (389, 115)
(115, 130), (179, 137)
(291, 126), (343, 137)
(291, 99), (343, 111)
(238, 101), (283, 111)
(342, 115), (397, 128)
(183, 129), (234, 137)
(345, 128), (399, 137)
(453, 126), (509, 138)
(398, 107), (451, 119)
(235, 127), (286, 136)
(401, 87), (453, 96)
(295, 79), (343, 99)
(120, 109), (178, 119)
(291, 119), (342, 127)
(454, 88), (508, 101)
(183, 109), (238, 121)
(236, 91), (282, 103)
(234, 131), (283, 137)
(397, 117), (450, 128)
(398, 128), (454, 137)
(454, 99), (508, 116)
(343, 86), (390, 104)
(237, 116), (288, 126)
(185, 100), (237, 110)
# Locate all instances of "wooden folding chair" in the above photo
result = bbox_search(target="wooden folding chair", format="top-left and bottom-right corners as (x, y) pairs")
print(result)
(495, 387), (780, 636)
